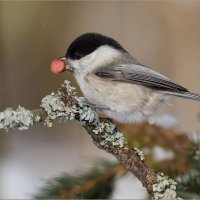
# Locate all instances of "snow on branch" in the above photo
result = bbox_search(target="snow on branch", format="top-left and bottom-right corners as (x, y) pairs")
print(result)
(0, 80), (181, 199)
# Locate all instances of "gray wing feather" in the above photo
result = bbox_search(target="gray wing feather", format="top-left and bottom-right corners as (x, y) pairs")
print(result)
(165, 91), (200, 101)
(95, 64), (188, 92)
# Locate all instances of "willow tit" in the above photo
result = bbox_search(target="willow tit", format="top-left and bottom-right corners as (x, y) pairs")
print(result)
(50, 33), (200, 123)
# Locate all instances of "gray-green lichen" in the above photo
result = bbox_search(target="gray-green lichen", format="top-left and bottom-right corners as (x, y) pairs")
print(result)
(153, 173), (179, 200)
(134, 147), (145, 161)
(40, 80), (79, 127)
(40, 80), (98, 127)
(79, 105), (98, 124)
(40, 92), (77, 127)
(0, 106), (33, 131)
(34, 115), (41, 123)
(93, 122), (126, 148)
(62, 80), (76, 94)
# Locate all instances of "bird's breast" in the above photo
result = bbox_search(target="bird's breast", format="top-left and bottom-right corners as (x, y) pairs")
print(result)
(75, 73), (165, 122)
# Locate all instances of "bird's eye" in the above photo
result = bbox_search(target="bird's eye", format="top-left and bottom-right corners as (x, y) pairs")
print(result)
(74, 52), (82, 59)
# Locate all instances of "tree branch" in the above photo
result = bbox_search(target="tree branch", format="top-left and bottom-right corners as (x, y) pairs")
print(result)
(0, 80), (180, 199)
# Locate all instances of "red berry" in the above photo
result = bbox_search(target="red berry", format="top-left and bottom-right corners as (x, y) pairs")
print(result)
(50, 59), (65, 74)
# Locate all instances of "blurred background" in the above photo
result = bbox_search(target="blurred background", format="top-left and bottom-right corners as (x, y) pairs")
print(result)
(1, 1), (200, 199)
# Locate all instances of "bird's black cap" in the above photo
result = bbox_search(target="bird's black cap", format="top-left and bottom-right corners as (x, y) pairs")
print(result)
(65, 33), (127, 60)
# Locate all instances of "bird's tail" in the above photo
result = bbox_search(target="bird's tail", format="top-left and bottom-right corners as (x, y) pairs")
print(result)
(165, 91), (200, 101)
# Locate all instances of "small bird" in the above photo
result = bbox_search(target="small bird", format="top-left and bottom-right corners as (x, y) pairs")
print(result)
(50, 33), (200, 123)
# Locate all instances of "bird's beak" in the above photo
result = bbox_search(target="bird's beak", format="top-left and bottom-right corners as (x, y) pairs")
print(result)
(58, 56), (74, 72)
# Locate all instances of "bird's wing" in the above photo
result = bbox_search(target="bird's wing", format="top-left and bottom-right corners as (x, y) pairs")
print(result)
(95, 64), (188, 92)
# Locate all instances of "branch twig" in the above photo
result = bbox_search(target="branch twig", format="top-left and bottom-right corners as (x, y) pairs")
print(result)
(0, 80), (180, 199)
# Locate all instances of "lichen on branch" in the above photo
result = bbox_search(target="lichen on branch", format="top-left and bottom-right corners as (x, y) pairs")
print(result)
(0, 106), (35, 131)
(0, 80), (180, 199)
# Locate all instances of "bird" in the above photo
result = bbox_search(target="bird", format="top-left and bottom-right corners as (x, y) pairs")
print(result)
(50, 32), (200, 123)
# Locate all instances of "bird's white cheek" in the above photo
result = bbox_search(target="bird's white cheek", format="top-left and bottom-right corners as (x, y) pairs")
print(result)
(68, 59), (90, 75)
(67, 59), (81, 71)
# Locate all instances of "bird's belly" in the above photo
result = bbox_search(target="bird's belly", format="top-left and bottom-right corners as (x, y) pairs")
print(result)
(77, 75), (165, 123)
